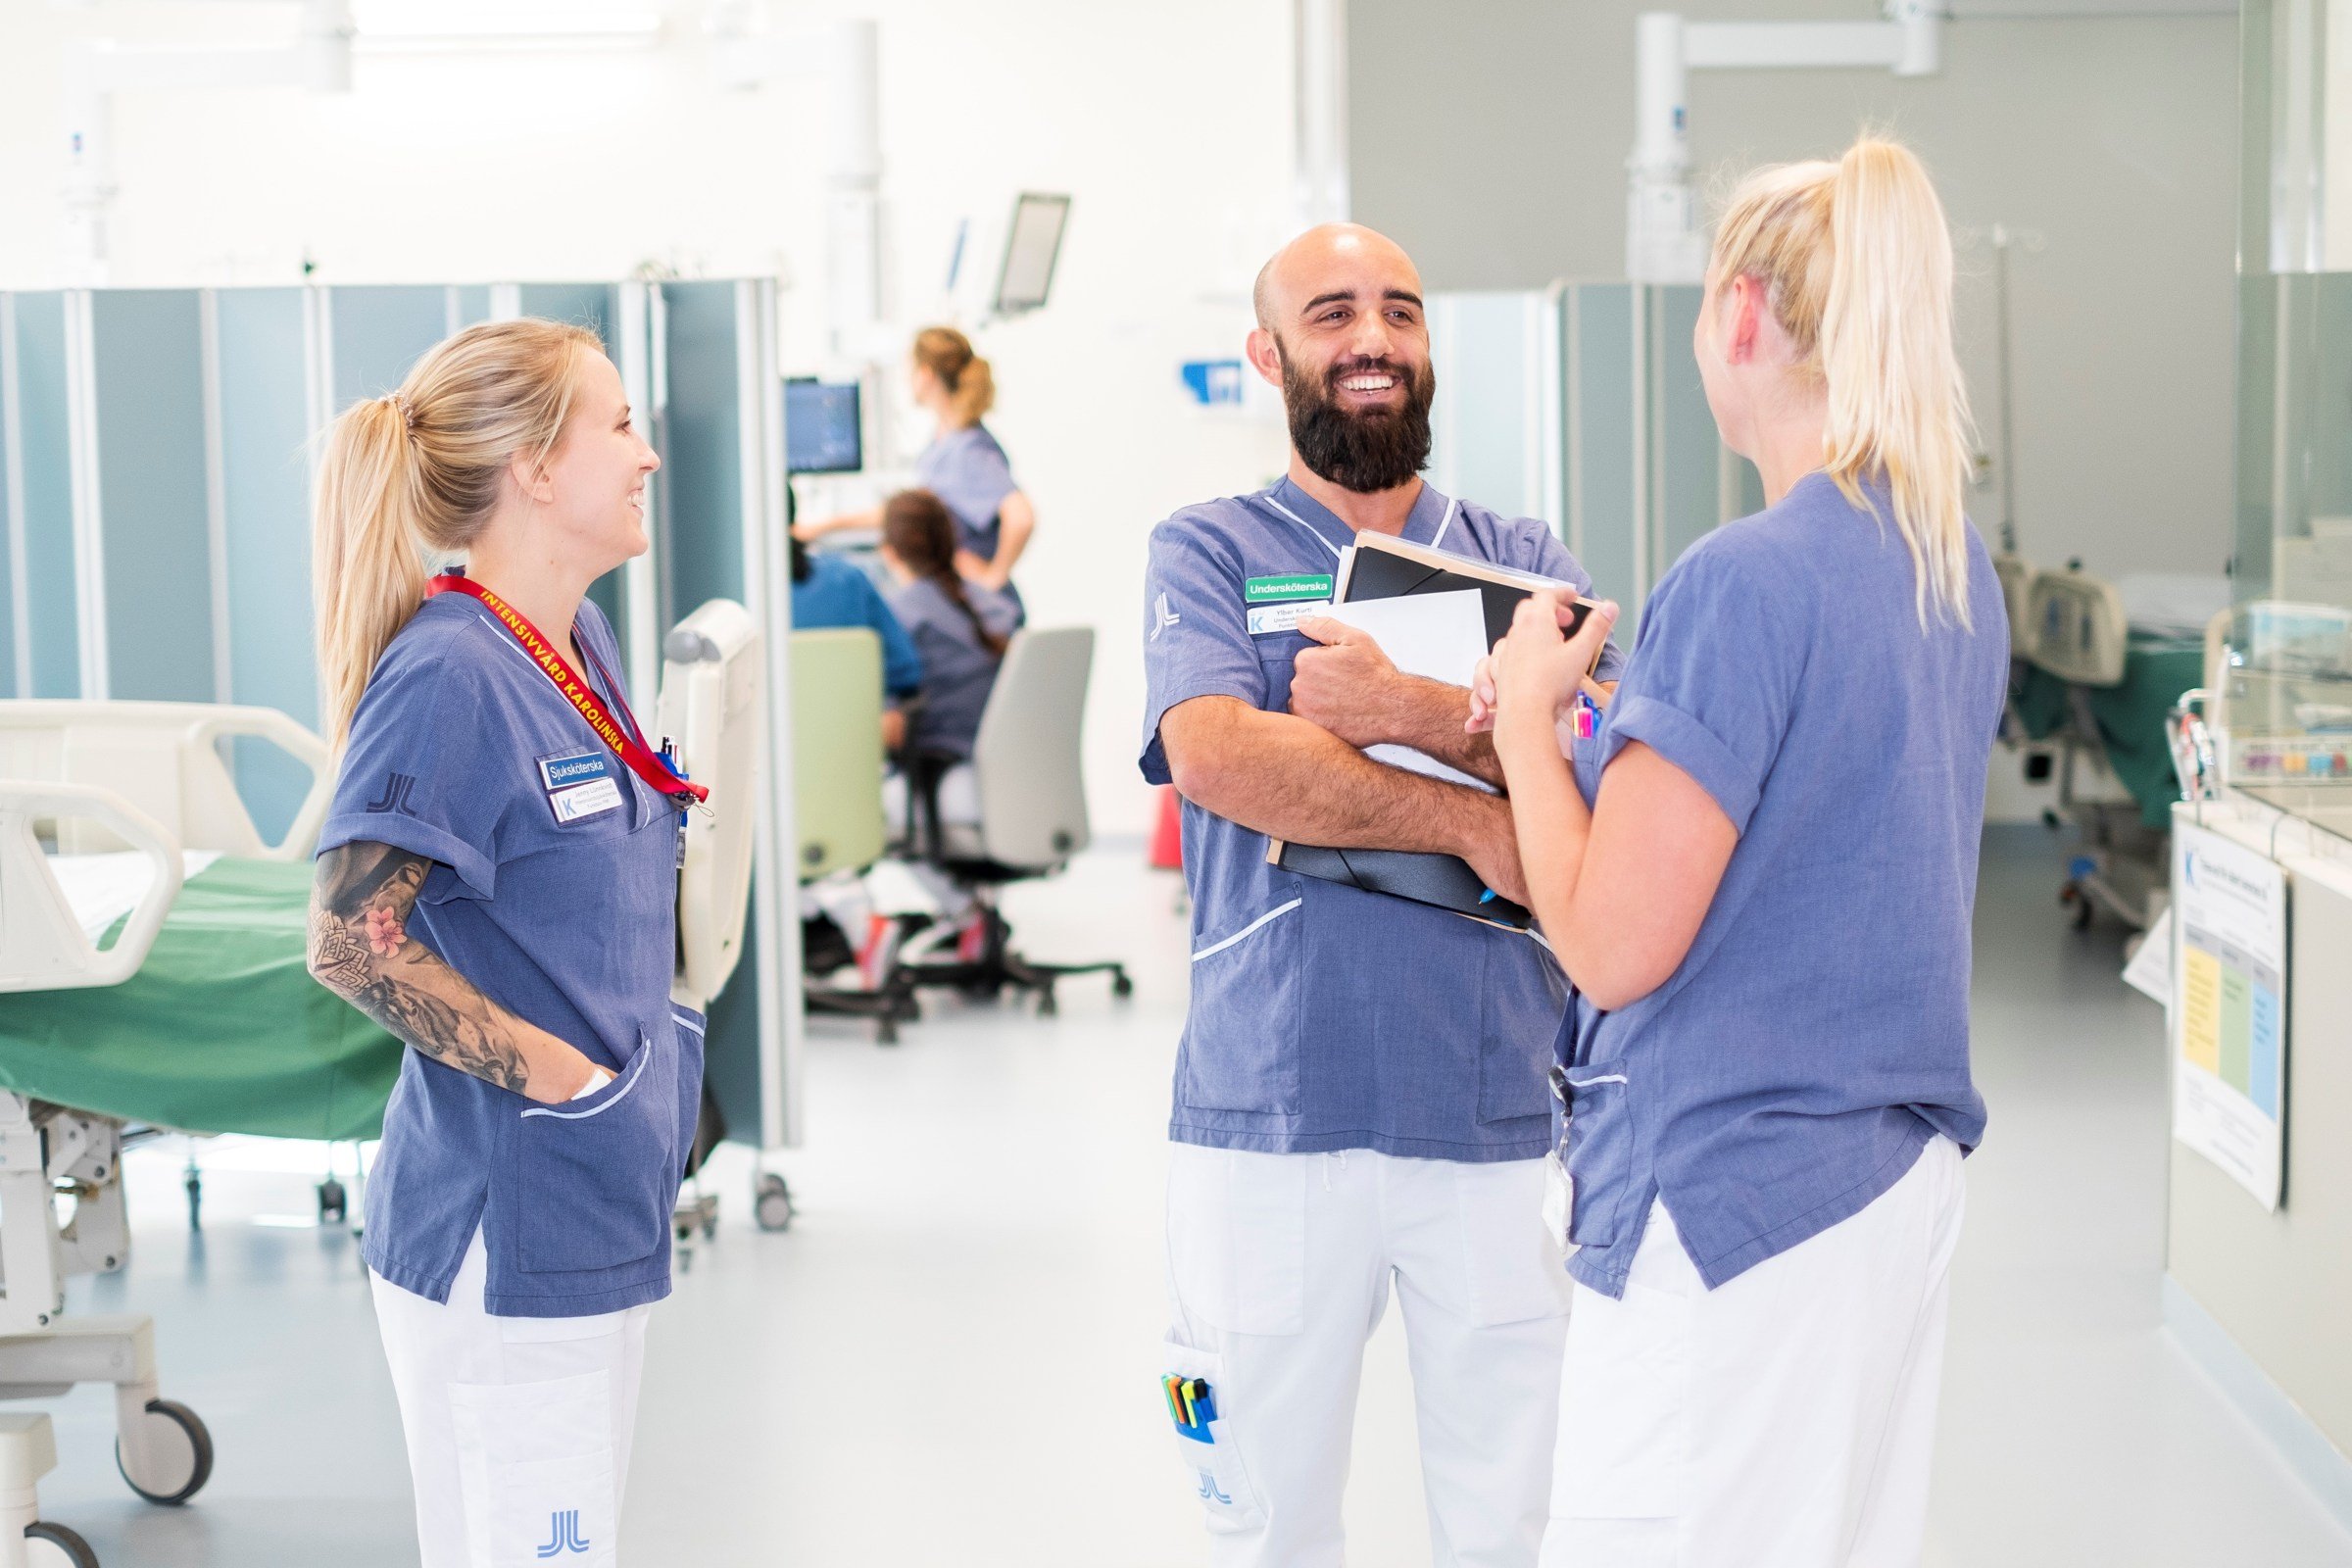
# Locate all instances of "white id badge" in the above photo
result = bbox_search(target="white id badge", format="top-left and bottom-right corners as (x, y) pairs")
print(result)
(1542, 1148), (1575, 1251)
(1247, 599), (1332, 636)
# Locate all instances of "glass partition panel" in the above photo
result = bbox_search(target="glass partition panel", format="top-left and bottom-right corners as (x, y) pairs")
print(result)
(8, 294), (79, 698)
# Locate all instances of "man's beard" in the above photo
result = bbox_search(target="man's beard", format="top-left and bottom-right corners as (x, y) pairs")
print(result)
(1280, 346), (1436, 494)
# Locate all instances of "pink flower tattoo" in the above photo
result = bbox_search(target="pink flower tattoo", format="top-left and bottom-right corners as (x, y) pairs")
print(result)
(365, 905), (406, 956)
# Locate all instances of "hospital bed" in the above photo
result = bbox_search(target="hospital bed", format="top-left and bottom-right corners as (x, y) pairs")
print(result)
(2006, 564), (2227, 932)
(0, 701), (338, 1568)
(0, 602), (765, 1566)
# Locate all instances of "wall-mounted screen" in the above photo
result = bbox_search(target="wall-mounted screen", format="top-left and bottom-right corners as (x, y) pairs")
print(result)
(994, 193), (1072, 317)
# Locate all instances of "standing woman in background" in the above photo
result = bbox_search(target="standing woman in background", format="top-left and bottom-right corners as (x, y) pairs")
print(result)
(305, 319), (706, 1568)
(1475, 137), (2008, 1566)
(797, 325), (1038, 599)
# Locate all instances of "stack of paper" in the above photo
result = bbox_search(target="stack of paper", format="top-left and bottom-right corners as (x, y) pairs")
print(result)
(1319, 589), (1494, 793)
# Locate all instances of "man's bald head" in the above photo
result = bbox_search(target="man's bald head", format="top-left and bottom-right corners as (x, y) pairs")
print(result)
(1252, 222), (1423, 334)
(1244, 222), (1437, 496)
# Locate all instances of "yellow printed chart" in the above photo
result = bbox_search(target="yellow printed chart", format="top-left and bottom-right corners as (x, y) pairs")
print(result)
(2170, 822), (2289, 1210)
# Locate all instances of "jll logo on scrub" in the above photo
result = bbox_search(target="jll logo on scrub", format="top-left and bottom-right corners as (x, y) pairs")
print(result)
(536, 1510), (591, 1557)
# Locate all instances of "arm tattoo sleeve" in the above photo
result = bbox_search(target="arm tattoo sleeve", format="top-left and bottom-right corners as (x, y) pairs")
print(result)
(307, 842), (537, 1095)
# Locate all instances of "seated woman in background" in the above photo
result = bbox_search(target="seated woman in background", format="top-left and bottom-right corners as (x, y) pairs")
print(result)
(789, 531), (923, 751)
(878, 488), (1019, 846)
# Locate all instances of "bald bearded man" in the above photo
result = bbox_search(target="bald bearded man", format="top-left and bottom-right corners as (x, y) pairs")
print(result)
(1140, 225), (1624, 1567)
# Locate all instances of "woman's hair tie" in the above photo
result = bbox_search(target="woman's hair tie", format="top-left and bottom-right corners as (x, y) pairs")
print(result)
(385, 393), (417, 432)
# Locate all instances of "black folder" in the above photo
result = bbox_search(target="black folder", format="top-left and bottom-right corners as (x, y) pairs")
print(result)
(1336, 532), (1597, 648)
(1271, 533), (1596, 928)
(1269, 841), (1534, 929)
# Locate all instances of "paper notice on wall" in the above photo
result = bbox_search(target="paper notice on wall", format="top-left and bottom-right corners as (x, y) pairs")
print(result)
(2123, 907), (2173, 1005)
(2171, 821), (2289, 1210)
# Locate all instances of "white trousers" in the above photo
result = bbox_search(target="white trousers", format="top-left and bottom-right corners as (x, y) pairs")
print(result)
(1540, 1136), (1966, 1568)
(1164, 1145), (1573, 1568)
(370, 1231), (654, 1568)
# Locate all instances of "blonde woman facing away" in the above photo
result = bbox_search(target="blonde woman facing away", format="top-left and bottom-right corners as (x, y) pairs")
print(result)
(1470, 138), (2008, 1565)
(797, 325), (1038, 597)
(304, 319), (707, 1568)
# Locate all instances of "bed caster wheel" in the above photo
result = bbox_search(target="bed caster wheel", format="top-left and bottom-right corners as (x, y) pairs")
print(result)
(117, 1398), (213, 1506)
(754, 1174), (795, 1233)
(24, 1521), (100, 1568)
(1111, 970), (1134, 999)
(1036, 988), (1058, 1018)
(184, 1171), (202, 1232)
(318, 1177), (348, 1225)
(2060, 882), (2094, 930)
(875, 1014), (899, 1046)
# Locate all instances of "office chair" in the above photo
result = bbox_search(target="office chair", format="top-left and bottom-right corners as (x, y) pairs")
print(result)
(891, 625), (1132, 1016)
(790, 629), (921, 1044)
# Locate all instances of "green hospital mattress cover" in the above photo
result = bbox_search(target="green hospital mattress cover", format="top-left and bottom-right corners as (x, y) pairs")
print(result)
(0, 857), (401, 1141)
(2014, 633), (2204, 829)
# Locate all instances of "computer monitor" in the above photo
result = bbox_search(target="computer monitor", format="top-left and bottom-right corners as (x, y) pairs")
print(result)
(993, 192), (1071, 317)
(784, 378), (863, 474)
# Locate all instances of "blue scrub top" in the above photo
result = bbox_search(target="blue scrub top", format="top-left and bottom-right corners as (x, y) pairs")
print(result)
(1141, 477), (1625, 1161)
(888, 575), (1019, 759)
(320, 595), (701, 1318)
(913, 423), (1018, 561)
(1557, 473), (2007, 1299)
(795, 552), (924, 699)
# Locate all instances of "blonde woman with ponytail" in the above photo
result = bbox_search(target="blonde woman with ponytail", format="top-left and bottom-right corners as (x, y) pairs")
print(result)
(796, 324), (1039, 600)
(304, 319), (702, 1568)
(1469, 136), (2008, 1564)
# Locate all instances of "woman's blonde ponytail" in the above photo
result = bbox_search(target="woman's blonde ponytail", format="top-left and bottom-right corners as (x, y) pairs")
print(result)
(911, 324), (996, 427)
(1819, 139), (1976, 628)
(313, 398), (430, 749)
(951, 353), (996, 426)
(1711, 135), (1978, 628)
(311, 318), (600, 747)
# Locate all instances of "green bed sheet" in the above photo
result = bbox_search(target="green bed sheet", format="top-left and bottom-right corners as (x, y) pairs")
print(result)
(0, 858), (402, 1141)
(2014, 633), (2204, 829)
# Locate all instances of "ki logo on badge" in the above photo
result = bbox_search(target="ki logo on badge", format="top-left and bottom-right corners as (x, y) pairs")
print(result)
(537, 1509), (591, 1558)
(1197, 1469), (1233, 1505)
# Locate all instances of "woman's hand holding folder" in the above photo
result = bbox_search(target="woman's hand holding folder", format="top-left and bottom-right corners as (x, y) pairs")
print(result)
(1466, 592), (1621, 738)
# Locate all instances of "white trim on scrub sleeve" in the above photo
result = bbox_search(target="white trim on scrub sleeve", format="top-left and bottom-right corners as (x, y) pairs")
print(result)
(371, 1228), (653, 1568)
(1539, 1135), (1966, 1568)
(1163, 1143), (1571, 1568)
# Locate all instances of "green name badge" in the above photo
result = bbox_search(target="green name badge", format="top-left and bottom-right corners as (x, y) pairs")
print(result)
(1245, 573), (1335, 605)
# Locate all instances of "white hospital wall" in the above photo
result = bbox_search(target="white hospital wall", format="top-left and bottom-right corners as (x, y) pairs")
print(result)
(0, 0), (1298, 837)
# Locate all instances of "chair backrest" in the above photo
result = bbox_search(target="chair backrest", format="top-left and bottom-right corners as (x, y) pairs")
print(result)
(970, 625), (1093, 872)
(0, 699), (330, 858)
(656, 601), (763, 1007)
(2024, 567), (2130, 687)
(785, 628), (887, 883)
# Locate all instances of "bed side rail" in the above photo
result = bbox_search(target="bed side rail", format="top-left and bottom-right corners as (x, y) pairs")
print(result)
(0, 782), (183, 993)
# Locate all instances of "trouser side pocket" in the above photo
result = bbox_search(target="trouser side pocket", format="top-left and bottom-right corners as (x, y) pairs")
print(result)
(450, 1368), (618, 1567)
(1161, 1335), (1267, 1534)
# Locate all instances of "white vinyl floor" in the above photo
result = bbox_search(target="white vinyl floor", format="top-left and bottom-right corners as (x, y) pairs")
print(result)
(26, 829), (2352, 1566)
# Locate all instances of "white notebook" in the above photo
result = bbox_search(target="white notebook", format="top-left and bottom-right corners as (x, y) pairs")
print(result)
(1319, 589), (1494, 793)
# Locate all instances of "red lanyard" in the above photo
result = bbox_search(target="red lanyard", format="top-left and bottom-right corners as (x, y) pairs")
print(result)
(425, 571), (710, 808)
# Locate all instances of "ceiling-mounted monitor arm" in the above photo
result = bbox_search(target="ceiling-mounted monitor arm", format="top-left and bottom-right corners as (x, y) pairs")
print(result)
(61, 0), (355, 285)
(1626, 2), (1941, 283)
